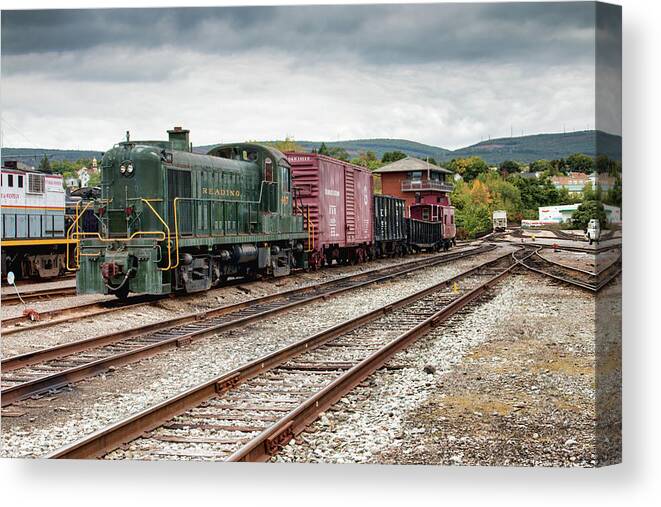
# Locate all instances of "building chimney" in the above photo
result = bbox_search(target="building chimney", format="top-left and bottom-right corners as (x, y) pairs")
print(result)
(167, 127), (191, 152)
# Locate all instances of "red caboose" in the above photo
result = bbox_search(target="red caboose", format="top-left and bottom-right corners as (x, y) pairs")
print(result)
(407, 202), (456, 251)
(288, 153), (374, 268)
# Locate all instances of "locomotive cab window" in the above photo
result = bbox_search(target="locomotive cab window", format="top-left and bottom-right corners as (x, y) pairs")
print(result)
(264, 157), (273, 182)
(244, 150), (259, 162)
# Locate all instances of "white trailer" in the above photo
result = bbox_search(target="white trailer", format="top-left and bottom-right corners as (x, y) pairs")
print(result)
(586, 219), (601, 245)
(492, 210), (508, 232)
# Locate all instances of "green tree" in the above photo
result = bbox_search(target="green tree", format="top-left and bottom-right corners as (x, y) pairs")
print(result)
(452, 156), (488, 181)
(508, 174), (560, 213)
(88, 171), (101, 187)
(39, 154), (52, 173)
(351, 151), (382, 170)
(571, 200), (607, 230)
(318, 142), (329, 155)
(273, 137), (303, 152)
(529, 159), (553, 174)
(381, 150), (407, 164)
(327, 146), (350, 162)
(550, 158), (568, 174)
(499, 160), (520, 176)
(605, 175), (622, 207)
(566, 153), (595, 173)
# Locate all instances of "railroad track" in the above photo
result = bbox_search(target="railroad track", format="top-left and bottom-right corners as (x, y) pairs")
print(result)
(1, 244), (498, 407)
(1, 285), (77, 305)
(519, 250), (621, 291)
(0, 293), (168, 335)
(45, 247), (530, 460)
(1, 246), (479, 335)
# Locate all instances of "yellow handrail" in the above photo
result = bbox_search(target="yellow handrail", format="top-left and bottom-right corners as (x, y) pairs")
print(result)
(140, 199), (173, 271)
(173, 197), (181, 270)
(67, 199), (171, 271)
(65, 201), (92, 271)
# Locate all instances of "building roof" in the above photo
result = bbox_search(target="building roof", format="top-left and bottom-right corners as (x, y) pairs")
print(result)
(372, 156), (453, 175)
(551, 172), (590, 186)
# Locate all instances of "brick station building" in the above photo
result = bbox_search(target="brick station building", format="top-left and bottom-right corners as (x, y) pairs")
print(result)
(373, 157), (454, 216)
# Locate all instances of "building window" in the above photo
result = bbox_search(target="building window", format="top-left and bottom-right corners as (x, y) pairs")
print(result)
(18, 175), (23, 188)
(409, 171), (422, 181)
(7, 174), (13, 187)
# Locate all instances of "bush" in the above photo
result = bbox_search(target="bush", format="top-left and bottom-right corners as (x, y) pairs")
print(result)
(571, 200), (608, 230)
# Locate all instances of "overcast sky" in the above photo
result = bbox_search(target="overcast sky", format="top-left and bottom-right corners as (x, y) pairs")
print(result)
(1, 2), (620, 151)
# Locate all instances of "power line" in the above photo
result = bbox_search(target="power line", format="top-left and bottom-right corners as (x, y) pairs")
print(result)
(1, 116), (39, 148)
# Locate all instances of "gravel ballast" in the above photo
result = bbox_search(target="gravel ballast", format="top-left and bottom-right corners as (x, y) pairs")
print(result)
(273, 272), (613, 467)
(1, 245), (514, 458)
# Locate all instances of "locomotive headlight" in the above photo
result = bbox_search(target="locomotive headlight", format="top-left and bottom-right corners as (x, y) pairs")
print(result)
(126, 163), (134, 174)
(119, 164), (127, 174)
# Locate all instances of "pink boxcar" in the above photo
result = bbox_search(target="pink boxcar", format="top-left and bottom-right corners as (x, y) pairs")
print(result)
(287, 153), (374, 267)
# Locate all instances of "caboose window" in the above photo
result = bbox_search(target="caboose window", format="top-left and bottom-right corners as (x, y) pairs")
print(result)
(28, 173), (45, 194)
(7, 174), (13, 187)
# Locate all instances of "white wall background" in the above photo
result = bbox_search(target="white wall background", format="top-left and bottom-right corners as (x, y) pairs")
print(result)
(1, 1), (658, 506)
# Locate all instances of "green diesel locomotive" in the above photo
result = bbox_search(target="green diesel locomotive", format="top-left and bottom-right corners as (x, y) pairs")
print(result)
(72, 128), (307, 298)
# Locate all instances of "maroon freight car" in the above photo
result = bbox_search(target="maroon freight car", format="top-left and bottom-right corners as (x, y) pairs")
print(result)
(287, 153), (374, 268)
(409, 202), (456, 243)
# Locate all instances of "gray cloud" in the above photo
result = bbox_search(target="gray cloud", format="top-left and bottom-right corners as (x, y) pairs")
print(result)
(2, 3), (595, 68)
(0, 2), (617, 150)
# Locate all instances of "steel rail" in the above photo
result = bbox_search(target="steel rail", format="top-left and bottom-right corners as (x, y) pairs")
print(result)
(534, 249), (621, 277)
(2, 245), (496, 407)
(1, 246), (477, 334)
(1, 286), (77, 305)
(45, 248), (524, 459)
(1, 294), (167, 334)
(519, 251), (621, 292)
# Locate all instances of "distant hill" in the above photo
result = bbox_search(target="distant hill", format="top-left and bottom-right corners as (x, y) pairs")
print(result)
(2, 130), (621, 168)
(1, 147), (103, 168)
(297, 139), (453, 161)
(449, 130), (622, 164)
(194, 138), (452, 161)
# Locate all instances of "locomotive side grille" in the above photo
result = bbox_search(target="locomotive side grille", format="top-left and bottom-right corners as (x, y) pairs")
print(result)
(27, 173), (45, 194)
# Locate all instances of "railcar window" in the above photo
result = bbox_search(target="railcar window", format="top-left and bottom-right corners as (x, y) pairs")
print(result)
(8, 174), (14, 187)
(18, 175), (23, 188)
